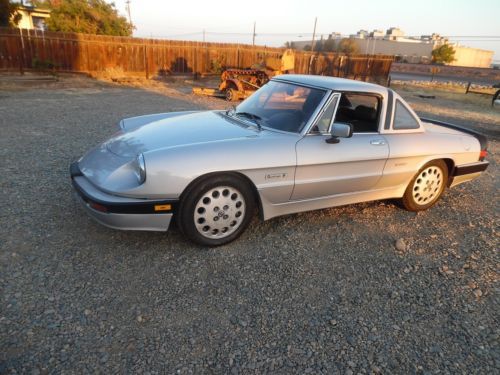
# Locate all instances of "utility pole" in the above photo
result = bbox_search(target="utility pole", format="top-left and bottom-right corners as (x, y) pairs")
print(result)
(311, 17), (317, 52)
(126, 0), (133, 27)
(252, 22), (256, 46)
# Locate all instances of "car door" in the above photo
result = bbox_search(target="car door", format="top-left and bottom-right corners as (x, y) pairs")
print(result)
(291, 92), (389, 201)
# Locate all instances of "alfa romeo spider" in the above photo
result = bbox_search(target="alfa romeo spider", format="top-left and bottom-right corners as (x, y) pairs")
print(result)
(70, 75), (489, 246)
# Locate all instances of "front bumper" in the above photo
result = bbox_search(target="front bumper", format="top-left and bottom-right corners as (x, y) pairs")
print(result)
(70, 162), (177, 231)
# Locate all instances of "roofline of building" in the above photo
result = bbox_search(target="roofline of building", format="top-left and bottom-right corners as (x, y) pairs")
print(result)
(18, 6), (51, 14)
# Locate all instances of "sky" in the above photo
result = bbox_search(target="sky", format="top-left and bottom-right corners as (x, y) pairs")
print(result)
(112, 0), (500, 61)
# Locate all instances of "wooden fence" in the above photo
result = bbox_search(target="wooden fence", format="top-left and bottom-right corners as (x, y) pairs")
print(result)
(0, 28), (393, 82)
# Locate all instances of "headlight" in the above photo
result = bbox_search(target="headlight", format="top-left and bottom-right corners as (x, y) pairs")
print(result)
(133, 153), (146, 184)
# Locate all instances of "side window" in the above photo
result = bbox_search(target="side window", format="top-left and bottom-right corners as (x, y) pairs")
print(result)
(334, 93), (380, 133)
(393, 100), (420, 130)
(310, 95), (338, 133)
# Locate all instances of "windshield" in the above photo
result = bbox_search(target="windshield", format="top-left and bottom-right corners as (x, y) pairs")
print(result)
(234, 81), (327, 133)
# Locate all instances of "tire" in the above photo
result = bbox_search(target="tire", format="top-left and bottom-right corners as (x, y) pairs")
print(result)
(177, 175), (255, 246)
(225, 88), (236, 101)
(401, 160), (448, 211)
(492, 89), (500, 107)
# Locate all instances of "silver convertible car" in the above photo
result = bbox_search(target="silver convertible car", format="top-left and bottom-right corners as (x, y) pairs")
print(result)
(70, 75), (489, 246)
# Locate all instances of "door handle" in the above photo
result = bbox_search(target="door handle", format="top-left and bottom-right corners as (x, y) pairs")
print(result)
(370, 139), (386, 145)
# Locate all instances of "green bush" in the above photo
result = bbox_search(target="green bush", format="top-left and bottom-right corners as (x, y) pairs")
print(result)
(32, 57), (57, 74)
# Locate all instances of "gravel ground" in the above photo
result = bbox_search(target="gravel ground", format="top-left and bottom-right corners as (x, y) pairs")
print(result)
(1, 75), (499, 374)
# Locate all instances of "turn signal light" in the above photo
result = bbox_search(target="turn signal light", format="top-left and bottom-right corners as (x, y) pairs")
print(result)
(90, 202), (108, 212)
(479, 150), (487, 161)
(154, 204), (172, 212)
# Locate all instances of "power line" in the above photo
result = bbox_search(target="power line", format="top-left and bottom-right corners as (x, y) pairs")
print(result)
(450, 39), (500, 42)
(161, 32), (204, 38)
(439, 36), (500, 38)
(147, 30), (500, 43)
(157, 30), (500, 38)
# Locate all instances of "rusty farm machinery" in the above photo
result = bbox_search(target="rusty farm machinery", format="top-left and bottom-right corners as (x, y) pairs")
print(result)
(193, 49), (295, 101)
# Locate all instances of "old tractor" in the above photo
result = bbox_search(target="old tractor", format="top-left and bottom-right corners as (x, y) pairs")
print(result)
(193, 49), (295, 101)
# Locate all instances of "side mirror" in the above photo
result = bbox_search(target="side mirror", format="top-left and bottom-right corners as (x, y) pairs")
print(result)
(326, 122), (353, 144)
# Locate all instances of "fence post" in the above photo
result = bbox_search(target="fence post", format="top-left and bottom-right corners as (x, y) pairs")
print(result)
(237, 45), (240, 69)
(308, 54), (314, 75)
(18, 28), (25, 75)
(336, 55), (342, 78)
(143, 43), (149, 79)
(205, 41), (209, 74)
(85, 42), (90, 73)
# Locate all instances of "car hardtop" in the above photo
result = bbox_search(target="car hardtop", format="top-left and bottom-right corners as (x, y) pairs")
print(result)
(272, 74), (388, 96)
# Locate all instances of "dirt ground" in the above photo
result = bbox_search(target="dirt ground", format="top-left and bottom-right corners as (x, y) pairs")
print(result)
(0, 73), (498, 373)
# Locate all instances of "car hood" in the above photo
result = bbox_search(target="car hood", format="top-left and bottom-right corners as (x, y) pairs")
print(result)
(104, 111), (258, 157)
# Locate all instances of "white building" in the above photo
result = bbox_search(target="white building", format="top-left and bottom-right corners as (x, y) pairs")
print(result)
(385, 27), (405, 40)
(288, 28), (493, 68)
(370, 30), (384, 38)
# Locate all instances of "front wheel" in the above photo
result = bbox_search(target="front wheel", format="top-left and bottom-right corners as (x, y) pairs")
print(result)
(177, 175), (255, 246)
(401, 160), (448, 211)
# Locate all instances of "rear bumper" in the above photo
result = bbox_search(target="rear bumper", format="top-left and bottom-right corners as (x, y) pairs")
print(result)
(450, 160), (489, 188)
(453, 161), (489, 176)
(70, 162), (176, 231)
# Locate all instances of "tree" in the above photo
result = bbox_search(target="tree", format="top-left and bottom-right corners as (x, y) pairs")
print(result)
(0, 0), (22, 27)
(432, 44), (455, 64)
(337, 38), (359, 54)
(32, 0), (132, 36)
(322, 38), (336, 52)
(303, 44), (311, 51)
(314, 39), (324, 52)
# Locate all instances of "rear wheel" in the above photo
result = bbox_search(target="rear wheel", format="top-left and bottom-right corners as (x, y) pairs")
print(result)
(401, 160), (448, 211)
(225, 88), (236, 101)
(177, 175), (255, 246)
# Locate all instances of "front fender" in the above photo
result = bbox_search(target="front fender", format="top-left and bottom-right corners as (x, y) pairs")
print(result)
(120, 134), (298, 201)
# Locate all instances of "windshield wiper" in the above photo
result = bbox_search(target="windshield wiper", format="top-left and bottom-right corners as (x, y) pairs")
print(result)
(235, 111), (262, 131)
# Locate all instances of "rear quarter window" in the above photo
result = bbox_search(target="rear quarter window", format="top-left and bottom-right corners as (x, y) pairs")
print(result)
(393, 100), (420, 130)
